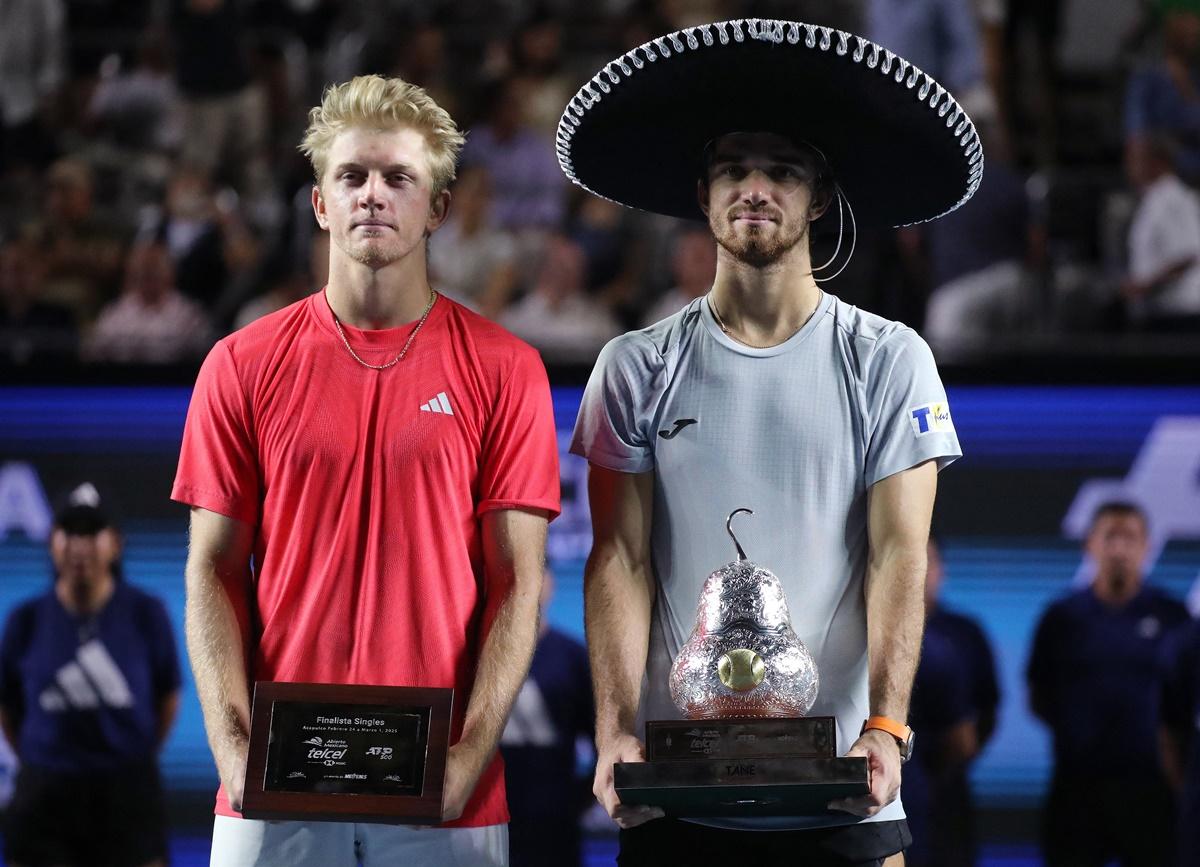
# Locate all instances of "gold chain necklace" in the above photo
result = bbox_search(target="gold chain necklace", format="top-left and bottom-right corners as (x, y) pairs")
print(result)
(332, 289), (437, 370)
(707, 292), (818, 349)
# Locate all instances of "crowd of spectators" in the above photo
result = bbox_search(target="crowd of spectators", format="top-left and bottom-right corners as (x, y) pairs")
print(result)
(1, 0), (1197, 369)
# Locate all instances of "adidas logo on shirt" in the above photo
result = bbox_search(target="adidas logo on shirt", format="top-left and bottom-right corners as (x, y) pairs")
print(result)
(419, 392), (454, 416)
(39, 639), (133, 712)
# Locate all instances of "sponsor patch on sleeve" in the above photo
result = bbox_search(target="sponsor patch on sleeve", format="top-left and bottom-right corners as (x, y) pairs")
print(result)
(908, 402), (955, 436)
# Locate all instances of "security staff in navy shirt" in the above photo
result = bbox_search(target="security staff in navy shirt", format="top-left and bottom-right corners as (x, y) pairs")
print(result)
(0, 487), (181, 867)
(1027, 500), (1187, 867)
(906, 538), (1000, 867)
(500, 570), (595, 867)
(1159, 616), (1200, 866)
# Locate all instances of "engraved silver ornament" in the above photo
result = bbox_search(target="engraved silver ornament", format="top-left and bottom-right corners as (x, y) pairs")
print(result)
(669, 508), (819, 719)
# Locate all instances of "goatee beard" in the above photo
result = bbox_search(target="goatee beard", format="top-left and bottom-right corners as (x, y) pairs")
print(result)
(712, 219), (808, 269)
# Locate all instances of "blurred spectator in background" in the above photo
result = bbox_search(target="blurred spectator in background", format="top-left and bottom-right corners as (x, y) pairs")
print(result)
(85, 241), (212, 363)
(390, 19), (459, 121)
(170, 0), (268, 196)
(1121, 132), (1200, 331)
(641, 227), (717, 327)
(1002, 0), (1064, 166)
(141, 165), (230, 308)
(0, 484), (181, 867)
(0, 233), (77, 364)
(233, 253), (313, 331)
(86, 29), (182, 156)
(866, 0), (994, 120)
(903, 627), (972, 867)
(568, 194), (647, 317)
(462, 77), (566, 234)
(1159, 614), (1200, 867)
(923, 118), (1044, 358)
(1027, 501), (1187, 867)
(0, 0), (65, 175)
(428, 164), (519, 317)
(501, 234), (620, 362)
(1126, 0), (1200, 185)
(507, 10), (575, 138)
(905, 538), (1000, 867)
(29, 158), (128, 323)
(500, 570), (595, 867)
(138, 163), (264, 328)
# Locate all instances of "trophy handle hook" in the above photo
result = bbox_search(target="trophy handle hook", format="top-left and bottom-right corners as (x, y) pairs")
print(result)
(726, 508), (753, 560)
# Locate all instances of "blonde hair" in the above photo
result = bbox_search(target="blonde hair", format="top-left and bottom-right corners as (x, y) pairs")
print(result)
(300, 75), (465, 195)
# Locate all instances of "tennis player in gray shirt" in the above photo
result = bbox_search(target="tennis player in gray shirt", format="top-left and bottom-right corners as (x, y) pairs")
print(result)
(559, 17), (978, 865)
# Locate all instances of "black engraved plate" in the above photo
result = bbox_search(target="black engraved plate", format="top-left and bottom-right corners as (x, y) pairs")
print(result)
(264, 702), (428, 796)
(616, 716), (868, 818)
(645, 717), (835, 762)
(615, 756), (869, 817)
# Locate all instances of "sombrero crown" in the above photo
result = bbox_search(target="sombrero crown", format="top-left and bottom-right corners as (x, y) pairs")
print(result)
(556, 18), (983, 228)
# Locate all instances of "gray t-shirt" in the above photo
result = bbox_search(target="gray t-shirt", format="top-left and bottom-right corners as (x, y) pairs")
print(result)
(571, 292), (962, 829)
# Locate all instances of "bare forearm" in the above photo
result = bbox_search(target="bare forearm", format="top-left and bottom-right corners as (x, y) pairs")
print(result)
(865, 544), (926, 719)
(585, 544), (654, 743)
(184, 562), (252, 757)
(457, 510), (549, 776)
(457, 567), (543, 767)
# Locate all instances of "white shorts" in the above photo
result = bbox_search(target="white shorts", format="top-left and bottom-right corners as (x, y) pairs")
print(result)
(209, 815), (509, 867)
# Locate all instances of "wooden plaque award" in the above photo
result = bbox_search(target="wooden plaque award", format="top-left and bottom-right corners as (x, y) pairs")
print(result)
(241, 682), (453, 824)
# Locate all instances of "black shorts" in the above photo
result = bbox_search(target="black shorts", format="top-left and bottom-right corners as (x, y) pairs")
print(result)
(618, 817), (911, 867)
(3, 760), (169, 867)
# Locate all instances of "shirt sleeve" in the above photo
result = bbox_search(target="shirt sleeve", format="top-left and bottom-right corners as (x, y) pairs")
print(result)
(170, 340), (261, 525)
(476, 344), (561, 519)
(863, 328), (962, 486)
(569, 333), (661, 473)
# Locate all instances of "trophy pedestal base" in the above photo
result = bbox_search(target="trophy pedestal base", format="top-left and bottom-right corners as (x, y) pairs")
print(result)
(615, 755), (869, 817)
(614, 716), (869, 818)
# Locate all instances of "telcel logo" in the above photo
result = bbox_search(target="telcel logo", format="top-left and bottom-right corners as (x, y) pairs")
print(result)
(308, 748), (348, 761)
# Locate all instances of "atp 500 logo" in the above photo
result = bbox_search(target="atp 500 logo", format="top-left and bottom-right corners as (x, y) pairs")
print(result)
(366, 747), (394, 760)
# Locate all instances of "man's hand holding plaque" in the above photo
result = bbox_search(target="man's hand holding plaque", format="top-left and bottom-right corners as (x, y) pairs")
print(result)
(594, 732), (665, 829)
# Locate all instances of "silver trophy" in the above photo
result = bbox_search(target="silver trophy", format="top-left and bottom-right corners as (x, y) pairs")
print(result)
(613, 508), (868, 817)
(669, 508), (819, 719)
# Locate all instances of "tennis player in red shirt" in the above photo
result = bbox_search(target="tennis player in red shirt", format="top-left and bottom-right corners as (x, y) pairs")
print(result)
(172, 75), (561, 866)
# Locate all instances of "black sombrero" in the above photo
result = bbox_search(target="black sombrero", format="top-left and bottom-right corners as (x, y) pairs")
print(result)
(555, 18), (983, 228)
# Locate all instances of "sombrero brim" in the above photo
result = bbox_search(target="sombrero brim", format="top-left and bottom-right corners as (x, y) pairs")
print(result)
(556, 19), (983, 228)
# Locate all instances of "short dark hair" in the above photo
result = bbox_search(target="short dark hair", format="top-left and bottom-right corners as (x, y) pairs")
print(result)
(1088, 500), (1148, 532)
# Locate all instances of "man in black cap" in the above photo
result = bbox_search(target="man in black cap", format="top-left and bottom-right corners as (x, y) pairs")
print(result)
(561, 17), (976, 866)
(0, 485), (181, 867)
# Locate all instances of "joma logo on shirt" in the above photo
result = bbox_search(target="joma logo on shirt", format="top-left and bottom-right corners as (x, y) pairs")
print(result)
(909, 402), (954, 436)
(658, 419), (698, 439)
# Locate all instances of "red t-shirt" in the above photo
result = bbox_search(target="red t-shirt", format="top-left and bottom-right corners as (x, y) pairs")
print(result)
(171, 291), (561, 827)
